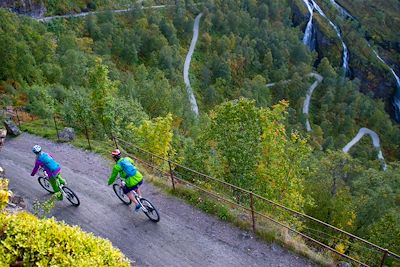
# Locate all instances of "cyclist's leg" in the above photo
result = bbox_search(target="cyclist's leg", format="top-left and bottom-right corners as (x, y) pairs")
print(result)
(57, 173), (66, 185)
(123, 185), (141, 211)
(133, 180), (143, 198)
(49, 175), (63, 200)
(126, 191), (139, 205)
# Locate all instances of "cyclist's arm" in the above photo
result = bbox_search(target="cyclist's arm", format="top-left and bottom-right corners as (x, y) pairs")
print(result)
(31, 159), (42, 176)
(107, 164), (122, 185)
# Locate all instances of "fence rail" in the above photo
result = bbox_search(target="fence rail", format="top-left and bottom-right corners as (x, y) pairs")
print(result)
(114, 136), (400, 267)
(6, 109), (400, 266)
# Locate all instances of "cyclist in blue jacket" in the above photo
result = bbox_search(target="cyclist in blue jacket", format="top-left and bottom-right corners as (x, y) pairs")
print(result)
(31, 145), (65, 200)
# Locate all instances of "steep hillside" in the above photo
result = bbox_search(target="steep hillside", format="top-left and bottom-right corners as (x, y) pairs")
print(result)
(1, 0), (400, 264)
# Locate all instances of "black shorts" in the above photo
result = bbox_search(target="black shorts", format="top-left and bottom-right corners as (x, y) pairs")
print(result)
(122, 180), (143, 194)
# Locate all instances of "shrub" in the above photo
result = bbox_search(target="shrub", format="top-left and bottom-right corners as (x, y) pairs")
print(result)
(0, 212), (130, 266)
(0, 178), (11, 210)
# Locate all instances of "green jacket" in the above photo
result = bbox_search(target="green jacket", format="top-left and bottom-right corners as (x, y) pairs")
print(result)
(107, 157), (143, 187)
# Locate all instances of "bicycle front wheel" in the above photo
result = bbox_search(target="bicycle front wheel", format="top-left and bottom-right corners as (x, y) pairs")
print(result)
(38, 177), (54, 193)
(140, 198), (160, 222)
(63, 186), (80, 207)
(113, 184), (132, 205)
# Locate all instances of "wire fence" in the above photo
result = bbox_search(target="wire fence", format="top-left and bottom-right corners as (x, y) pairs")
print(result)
(5, 108), (400, 266)
(114, 136), (400, 267)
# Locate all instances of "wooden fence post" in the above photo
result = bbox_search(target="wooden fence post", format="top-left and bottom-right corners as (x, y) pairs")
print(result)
(380, 250), (388, 267)
(53, 115), (60, 141)
(112, 135), (119, 149)
(84, 125), (92, 150)
(250, 192), (256, 234)
(15, 109), (21, 126)
(168, 160), (175, 190)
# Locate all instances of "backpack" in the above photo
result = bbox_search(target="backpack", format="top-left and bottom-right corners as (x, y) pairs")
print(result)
(118, 158), (137, 177)
(38, 152), (60, 172)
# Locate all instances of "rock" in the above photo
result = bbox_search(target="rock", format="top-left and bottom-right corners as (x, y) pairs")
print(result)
(59, 127), (75, 142)
(338, 262), (352, 267)
(0, 0), (47, 18)
(0, 128), (6, 148)
(0, 166), (4, 178)
(3, 120), (21, 136)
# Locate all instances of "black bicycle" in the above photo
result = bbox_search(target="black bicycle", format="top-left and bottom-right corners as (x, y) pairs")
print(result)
(37, 168), (80, 207)
(113, 178), (160, 222)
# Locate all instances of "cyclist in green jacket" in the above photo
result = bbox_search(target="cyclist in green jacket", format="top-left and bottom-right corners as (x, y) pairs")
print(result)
(107, 149), (143, 211)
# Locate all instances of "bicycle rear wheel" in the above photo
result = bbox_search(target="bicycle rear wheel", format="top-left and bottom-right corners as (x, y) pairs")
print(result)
(113, 184), (132, 205)
(63, 186), (80, 207)
(140, 198), (160, 222)
(38, 177), (54, 193)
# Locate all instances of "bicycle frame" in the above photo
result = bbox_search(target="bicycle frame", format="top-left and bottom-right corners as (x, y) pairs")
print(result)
(117, 178), (147, 212)
(39, 167), (66, 196)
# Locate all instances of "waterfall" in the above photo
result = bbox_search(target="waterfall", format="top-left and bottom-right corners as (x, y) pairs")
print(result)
(372, 49), (400, 121)
(302, 0), (314, 50)
(328, 0), (354, 20)
(310, 0), (349, 74)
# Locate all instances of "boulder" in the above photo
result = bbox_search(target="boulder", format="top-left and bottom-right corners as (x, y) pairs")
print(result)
(59, 127), (75, 142)
(0, 128), (6, 148)
(3, 120), (21, 136)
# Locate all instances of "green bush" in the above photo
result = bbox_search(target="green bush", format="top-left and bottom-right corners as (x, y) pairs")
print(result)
(0, 212), (130, 266)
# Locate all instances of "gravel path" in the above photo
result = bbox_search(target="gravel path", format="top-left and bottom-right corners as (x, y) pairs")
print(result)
(0, 133), (315, 267)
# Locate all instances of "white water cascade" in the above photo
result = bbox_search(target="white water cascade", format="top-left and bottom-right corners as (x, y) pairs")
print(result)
(302, 0), (315, 49)
(183, 13), (202, 116)
(328, 0), (354, 20)
(343, 128), (387, 171)
(310, 0), (349, 73)
(372, 49), (400, 121)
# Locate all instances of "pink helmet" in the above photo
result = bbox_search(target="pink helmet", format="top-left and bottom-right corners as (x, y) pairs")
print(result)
(111, 149), (121, 159)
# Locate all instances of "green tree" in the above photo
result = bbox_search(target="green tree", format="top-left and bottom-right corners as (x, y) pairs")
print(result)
(208, 98), (263, 192)
(255, 100), (313, 213)
(88, 58), (118, 135)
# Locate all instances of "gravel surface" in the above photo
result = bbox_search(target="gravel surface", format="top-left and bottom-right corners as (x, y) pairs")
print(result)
(0, 133), (316, 267)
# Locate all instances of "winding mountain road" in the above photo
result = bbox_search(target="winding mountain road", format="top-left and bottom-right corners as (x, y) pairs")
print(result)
(36, 5), (169, 22)
(183, 13), (202, 116)
(0, 133), (313, 267)
(302, 73), (323, 132)
(343, 128), (387, 170)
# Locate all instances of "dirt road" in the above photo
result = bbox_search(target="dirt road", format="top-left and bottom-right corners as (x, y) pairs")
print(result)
(0, 133), (314, 267)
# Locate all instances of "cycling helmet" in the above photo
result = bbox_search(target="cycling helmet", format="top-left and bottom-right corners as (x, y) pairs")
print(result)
(32, 145), (42, 154)
(111, 149), (121, 160)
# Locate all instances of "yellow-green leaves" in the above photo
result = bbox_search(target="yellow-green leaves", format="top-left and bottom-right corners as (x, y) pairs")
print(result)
(0, 212), (130, 266)
(0, 178), (10, 210)
(128, 113), (174, 166)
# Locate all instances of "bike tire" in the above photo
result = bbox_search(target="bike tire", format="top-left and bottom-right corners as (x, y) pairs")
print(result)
(113, 184), (132, 205)
(62, 186), (80, 207)
(140, 198), (160, 222)
(38, 176), (54, 193)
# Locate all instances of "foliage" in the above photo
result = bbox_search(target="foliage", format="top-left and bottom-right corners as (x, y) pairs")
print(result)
(32, 195), (57, 218)
(89, 58), (119, 134)
(0, 178), (11, 210)
(255, 100), (313, 213)
(128, 113), (174, 165)
(0, 212), (130, 266)
(208, 98), (263, 190)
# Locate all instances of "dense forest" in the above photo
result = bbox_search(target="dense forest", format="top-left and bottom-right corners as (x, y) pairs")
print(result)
(0, 0), (399, 264)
